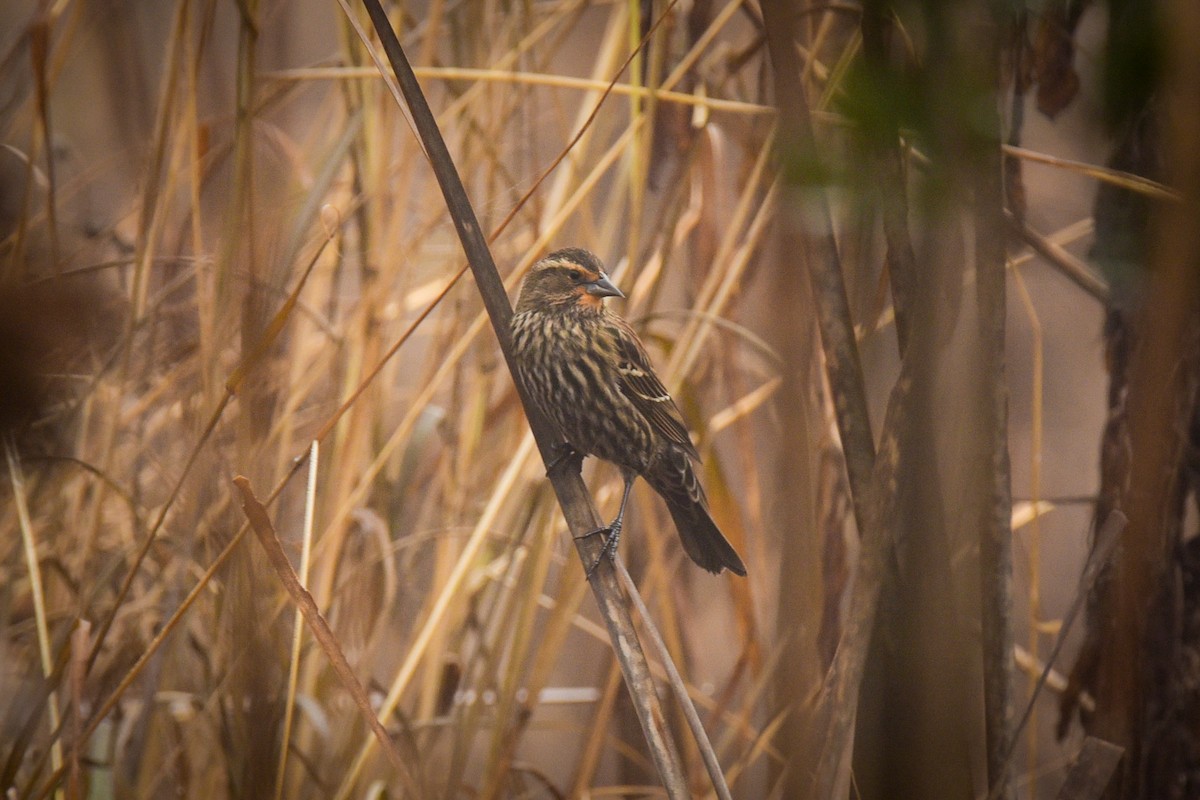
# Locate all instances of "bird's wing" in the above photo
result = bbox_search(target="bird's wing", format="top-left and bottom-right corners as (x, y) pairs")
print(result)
(606, 316), (700, 461)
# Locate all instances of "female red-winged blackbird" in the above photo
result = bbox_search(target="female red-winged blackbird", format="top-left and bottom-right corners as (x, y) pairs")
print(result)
(511, 248), (747, 577)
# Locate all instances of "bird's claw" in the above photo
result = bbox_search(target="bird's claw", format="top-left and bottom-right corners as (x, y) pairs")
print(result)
(545, 443), (582, 477)
(578, 519), (622, 578)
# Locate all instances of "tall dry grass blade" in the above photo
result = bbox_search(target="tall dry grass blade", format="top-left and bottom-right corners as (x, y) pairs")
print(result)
(711, 631), (791, 767)
(1, 645), (71, 794)
(662, 131), (776, 384)
(35, 528), (247, 799)
(807, 361), (912, 797)
(624, 0), (647, 267)
(763, 2), (875, 532)
(1011, 258), (1046, 773)
(233, 475), (421, 796)
(668, 178), (779, 391)
(265, 65), (778, 118)
(84, 221), (333, 674)
(333, 434), (539, 799)
(6, 438), (64, 786)
(721, 706), (791, 791)
(475, 504), (559, 799)
(65, 621), (88, 800)
(35, 234), (455, 800)
(27, 15), (59, 271)
(861, 5), (918, 354)
(570, 661), (626, 794)
(509, 531), (594, 710)
(52, 346), (381, 797)
(274, 441), (320, 800)
(23, 218), (334, 793)
(76, 0), (191, 584)
(1002, 144), (1181, 201)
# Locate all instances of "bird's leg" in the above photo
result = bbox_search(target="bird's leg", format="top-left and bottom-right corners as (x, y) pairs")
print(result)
(577, 472), (635, 578)
(545, 442), (583, 477)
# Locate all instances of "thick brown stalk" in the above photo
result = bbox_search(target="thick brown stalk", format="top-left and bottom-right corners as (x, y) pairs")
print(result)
(760, 1), (876, 530)
(1098, 3), (1200, 793)
(759, 3), (881, 796)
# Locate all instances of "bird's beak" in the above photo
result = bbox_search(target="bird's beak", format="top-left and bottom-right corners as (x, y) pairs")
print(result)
(585, 272), (625, 299)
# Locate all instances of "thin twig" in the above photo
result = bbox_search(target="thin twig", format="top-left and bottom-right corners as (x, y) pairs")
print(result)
(1006, 211), (1109, 304)
(989, 512), (1126, 800)
(1004, 144), (1181, 202)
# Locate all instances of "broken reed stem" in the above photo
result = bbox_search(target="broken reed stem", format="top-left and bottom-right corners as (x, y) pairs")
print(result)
(233, 476), (422, 796)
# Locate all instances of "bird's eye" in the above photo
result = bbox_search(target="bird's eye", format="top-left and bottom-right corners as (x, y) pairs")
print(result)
(566, 269), (583, 281)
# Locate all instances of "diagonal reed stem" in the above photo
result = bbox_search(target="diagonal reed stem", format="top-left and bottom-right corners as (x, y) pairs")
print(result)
(345, 1), (713, 796)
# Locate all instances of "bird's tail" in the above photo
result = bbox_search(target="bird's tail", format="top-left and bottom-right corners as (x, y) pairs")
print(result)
(646, 448), (747, 576)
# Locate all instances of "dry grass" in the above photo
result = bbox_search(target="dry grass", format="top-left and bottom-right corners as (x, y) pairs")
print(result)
(0, 1), (1144, 798)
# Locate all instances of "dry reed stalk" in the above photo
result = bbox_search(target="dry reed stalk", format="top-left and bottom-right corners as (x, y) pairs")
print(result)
(1, 0), (1137, 796)
(274, 441), (319, 800)
(331, 432), (539, 797)
(972, 23), (1016, 797)
(1011, 257), (1046, 775)
(6, 439), (64, 784)
(234, 474), (421, 793)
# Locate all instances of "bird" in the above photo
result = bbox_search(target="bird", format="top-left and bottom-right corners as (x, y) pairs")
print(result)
(510, 247), (747, 577)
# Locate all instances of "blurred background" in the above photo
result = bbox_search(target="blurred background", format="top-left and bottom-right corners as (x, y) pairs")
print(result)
(0, 0), (1191, 798)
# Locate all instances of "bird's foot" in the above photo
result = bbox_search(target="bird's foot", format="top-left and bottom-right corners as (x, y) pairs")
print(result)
(577, 518), (622, 578)
(545, 442), (583, 477)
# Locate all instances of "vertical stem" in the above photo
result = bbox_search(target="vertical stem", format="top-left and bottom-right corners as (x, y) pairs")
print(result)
(860, 5), (917, 356)
(28, 16), (60, 271)
(625, 0), (644, 268)
(760, 0), (874, 536)
(274, 442), (319, 800)
(7, 439), (64, 790)
(761, 4), (885, 797)
(1098, 3), (1200, 792)
(1010, 262), (1046, 774)
(975, 42), (1016, 799)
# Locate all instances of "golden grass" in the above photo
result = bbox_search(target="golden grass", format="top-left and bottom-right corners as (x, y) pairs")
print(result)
(0, 1), (1128, 797)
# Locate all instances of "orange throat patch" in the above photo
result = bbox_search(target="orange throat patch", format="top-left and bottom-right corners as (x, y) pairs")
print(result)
(575, 286), (605, 310)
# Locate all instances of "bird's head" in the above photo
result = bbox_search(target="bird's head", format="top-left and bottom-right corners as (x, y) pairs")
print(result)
(515, 248), (624, 314)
